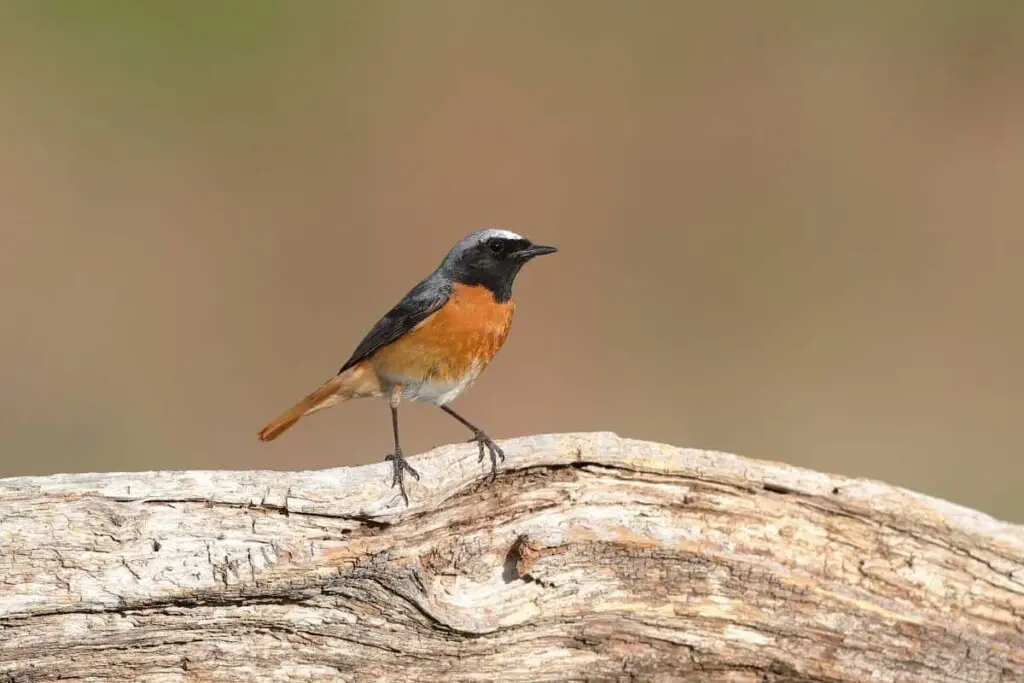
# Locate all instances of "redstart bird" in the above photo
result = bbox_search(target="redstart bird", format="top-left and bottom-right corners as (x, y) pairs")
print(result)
(257, 229), (557, 503)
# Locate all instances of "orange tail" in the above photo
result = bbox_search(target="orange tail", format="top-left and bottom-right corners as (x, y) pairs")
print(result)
(257, 375), (345, 441)
(257, 364), (382, 441)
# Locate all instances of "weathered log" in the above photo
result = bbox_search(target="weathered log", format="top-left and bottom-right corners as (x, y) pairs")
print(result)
(0, 432), (1021, 682)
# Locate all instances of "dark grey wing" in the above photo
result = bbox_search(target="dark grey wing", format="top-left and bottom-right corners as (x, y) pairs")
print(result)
(338, 276), (452, 374)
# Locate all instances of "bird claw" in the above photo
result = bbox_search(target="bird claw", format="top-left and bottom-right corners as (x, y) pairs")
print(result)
(385, 450), (420, 506)
(469, 431), (505, 477)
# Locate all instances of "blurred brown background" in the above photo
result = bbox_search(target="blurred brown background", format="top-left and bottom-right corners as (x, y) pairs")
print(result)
(1, 2), (1022, 521)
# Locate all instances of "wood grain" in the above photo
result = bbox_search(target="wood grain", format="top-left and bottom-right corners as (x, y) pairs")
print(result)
(1, 432), (1021, 682)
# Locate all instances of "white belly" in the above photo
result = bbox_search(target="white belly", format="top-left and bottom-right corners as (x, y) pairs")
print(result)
(383, 360), (484, 406)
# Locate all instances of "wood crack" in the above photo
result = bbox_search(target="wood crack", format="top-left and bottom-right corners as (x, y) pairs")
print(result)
(0, 432), (1021, 682)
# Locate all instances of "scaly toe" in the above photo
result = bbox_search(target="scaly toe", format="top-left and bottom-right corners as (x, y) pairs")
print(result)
(385, 452), (420, 505)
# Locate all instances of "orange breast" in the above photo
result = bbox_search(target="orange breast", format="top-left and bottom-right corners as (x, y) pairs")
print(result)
(371, 283), (515, 384)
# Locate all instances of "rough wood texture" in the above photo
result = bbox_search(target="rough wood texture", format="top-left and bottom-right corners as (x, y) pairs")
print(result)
(1, 432), (1022, 682)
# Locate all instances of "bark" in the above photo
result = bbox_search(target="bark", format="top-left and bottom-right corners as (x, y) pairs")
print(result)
(0, 432), (1021, 682)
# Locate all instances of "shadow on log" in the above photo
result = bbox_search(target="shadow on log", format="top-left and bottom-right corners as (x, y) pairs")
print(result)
(0, 432), (1022, 682)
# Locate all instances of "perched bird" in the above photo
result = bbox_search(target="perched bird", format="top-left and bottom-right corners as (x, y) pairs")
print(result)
(257, 229), (557, 503)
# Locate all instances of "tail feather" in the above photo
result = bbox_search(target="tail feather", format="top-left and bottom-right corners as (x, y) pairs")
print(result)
(257, 374), (348, 441)
(257, 363), (382, 442)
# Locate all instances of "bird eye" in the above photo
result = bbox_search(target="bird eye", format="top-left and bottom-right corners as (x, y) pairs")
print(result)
(488, 239), (504, 254)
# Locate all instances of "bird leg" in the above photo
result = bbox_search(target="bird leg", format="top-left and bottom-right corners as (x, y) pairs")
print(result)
(439, 405), (505, 476)
(384, 387), (419, 505)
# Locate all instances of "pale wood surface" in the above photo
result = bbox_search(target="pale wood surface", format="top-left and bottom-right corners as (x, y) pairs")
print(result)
(1, 432), (1022, 682)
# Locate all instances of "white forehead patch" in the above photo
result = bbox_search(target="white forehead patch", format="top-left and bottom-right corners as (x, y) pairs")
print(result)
(443, 228), (529, 265)
(477, 228), (523, 242)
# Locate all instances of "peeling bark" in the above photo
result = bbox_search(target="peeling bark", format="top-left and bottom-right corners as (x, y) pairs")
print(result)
(0, 432), (1021, 682)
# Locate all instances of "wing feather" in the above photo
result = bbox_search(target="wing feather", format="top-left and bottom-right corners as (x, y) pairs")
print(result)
(338, 276), (452, 374)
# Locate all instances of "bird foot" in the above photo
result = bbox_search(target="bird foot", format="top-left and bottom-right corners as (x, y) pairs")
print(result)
(385, 449), (420, 506)
(468, 430), (505, 477)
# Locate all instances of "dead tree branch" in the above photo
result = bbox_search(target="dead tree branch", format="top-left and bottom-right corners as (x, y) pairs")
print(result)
(1, 432), (1022, 682)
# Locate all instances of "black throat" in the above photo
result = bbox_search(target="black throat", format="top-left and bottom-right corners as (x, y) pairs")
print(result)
(440, 236), (534, 303)
(451, 266), (519, 303)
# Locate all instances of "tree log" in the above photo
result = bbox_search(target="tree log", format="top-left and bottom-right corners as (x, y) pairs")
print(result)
(0, 432), (1021, 682)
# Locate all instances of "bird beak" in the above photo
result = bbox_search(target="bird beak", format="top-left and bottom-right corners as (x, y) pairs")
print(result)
(514, 244), (558, 260)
